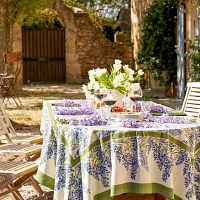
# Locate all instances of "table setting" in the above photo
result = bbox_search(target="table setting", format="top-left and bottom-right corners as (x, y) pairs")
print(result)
(37, 60), (200, 200)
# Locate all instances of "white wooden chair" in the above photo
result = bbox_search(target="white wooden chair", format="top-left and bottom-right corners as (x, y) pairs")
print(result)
(0, 160), (43, 200)
(181, 82), (200, 118)
(0, 100), (43, 144)
(0, 144), (41, 162)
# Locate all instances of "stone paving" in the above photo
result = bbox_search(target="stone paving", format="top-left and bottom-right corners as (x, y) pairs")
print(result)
(143, 89), (184, 110)
(20, 84), (184, 110)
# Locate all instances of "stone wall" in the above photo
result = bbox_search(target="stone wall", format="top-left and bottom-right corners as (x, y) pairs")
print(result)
(55, 0), (133, 83)
(117, 9), (131, 42)
(0, 0), (133, 86)
(130, 0), (153, 69)
(0, 0), (12, 67)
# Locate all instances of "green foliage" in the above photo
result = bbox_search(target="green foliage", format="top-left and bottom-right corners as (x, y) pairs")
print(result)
(22, 9), (64, 29)
(9, 0), (54, 25)
(185, 37), (200, 81)
(64, 0), (120, 35)
(137, 0), (183, 86)
(68, 0), (129, 18)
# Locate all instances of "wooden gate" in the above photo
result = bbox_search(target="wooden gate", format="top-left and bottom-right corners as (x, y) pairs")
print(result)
(22, 28), (66, 84)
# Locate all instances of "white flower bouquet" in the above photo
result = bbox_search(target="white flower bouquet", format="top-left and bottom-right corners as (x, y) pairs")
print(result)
(83, 59), (144, 95)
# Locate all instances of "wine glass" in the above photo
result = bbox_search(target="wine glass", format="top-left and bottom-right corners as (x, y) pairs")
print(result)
(94, 90), (107, 118)
(142, 101), (152, 113)
(103, 90), (117, 120)
(128, 86), (143, 112)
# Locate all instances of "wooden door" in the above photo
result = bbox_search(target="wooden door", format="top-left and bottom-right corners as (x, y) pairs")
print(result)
(22, 28), (66, 84)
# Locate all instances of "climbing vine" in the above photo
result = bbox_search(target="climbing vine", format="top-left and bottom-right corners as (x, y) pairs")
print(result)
(137, 0), (183, 86)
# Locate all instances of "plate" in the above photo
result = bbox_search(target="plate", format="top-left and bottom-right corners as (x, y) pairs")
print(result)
(119, 112), (143, 121)
(151, 112), (186, 116)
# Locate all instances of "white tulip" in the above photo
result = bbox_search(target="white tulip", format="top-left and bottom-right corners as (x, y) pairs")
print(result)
(123, 65), (129, 71)
(138, 69), (144, 76)
(95, 68), (103, 77)
(130, 83), (140, 91)
(82, 84), (88, 93)
(88, 69), (95, 77)
(114, 59), (122, 65)
(89, 76), (95, 84)
(124, 82), (130, 91)
(128, 75), (134, 81)
(126, 68), (134, 76)
(102, 68), (107, 74)
(113, 63), (122, 72)
(87, 83), (93, 90)
(113, 79), (121, 88)
(93, 82), (100, 91)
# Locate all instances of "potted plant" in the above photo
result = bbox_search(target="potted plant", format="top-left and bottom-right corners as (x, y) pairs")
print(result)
(137, 0), (182, 97)
(82, 59), (144, 106)
(114, 31), (126, 43)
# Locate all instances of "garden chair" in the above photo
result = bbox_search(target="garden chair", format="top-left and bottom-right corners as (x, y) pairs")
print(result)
(0, 144), (41, 162)
(0, 160), (43, 200)
(0, 115), (43, 145)
(0, 100), (43, 144)
(181, 82), (200, 118)
(0, 62), (22, 107)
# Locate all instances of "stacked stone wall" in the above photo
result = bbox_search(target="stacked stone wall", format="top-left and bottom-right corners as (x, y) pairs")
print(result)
(117, 9), (131, 42)
(56, 0), (133, 83)
(0, 0), (134, 85)
(0, 0), (12, 68)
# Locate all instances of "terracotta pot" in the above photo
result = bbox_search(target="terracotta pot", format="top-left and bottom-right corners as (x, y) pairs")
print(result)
(114, 34), (126, 43)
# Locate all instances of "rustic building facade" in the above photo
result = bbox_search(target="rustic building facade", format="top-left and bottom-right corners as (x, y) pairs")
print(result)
(0, 0), (133, 86)
(130, 0), (153, 69)
(130, 0), (199, 71)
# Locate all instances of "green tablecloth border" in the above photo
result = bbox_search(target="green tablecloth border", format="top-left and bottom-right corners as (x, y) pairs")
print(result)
(94, 182), (182, 200)
(36, 170), (55, 190)
(36, 169), (183, 200)
(47, 101), (191, 167)
(43, 101), (191, 200)
(195, 142), (200, 153)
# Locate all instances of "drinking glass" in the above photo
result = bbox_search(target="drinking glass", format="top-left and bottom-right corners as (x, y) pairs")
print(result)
(94, 91), (107, 118)
(142, 101), (152, 113)
(128, 86), (143, 112)
(103, 90), (117, 120)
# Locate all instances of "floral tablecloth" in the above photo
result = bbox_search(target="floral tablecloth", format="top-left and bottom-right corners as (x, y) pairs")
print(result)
(37, 100), (200, 200)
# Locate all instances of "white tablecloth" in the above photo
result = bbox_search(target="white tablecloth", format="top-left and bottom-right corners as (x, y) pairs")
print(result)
(37, 100), (200, 200)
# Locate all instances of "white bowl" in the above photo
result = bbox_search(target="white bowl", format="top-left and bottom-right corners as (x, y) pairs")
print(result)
(119, 112), (143, 121)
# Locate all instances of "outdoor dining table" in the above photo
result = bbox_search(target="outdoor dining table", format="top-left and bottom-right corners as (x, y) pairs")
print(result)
(36, 100), (200, 200)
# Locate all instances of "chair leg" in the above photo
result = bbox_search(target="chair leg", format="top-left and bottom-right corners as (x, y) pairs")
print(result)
(29, 177), (43, 194)
(7, 183), (24, 200)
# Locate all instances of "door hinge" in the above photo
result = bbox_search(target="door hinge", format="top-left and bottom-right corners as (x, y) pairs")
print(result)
(184, 9), (186, 14)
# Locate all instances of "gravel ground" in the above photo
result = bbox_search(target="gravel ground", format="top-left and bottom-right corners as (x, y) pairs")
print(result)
(1, 84), (183, 200)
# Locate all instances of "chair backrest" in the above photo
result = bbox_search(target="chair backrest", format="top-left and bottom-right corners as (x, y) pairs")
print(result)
(181, 82), (200, 117)
(0, 115), (14, 144)
(0, 100), (16, 135)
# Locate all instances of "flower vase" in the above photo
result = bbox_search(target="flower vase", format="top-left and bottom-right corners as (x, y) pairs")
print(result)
(109, 89), (124, 107)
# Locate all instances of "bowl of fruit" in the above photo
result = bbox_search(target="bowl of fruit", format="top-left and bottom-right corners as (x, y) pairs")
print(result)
(111, 106), (143, 121)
